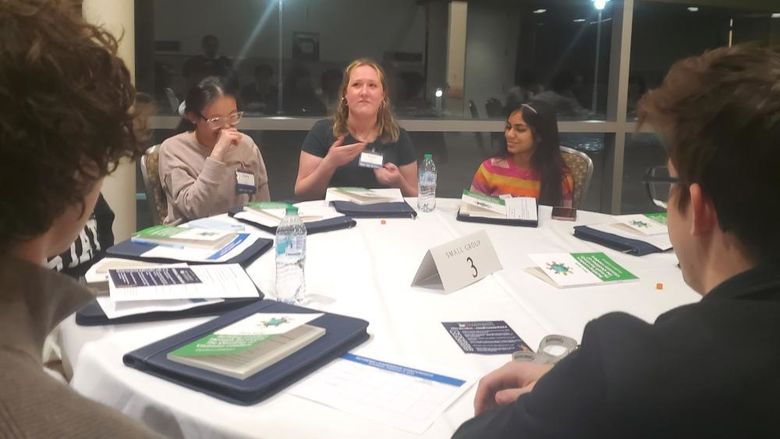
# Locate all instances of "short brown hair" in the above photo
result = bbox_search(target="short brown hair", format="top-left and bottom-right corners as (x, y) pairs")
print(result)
(332, 58), (400, 143)
(0, 0), (142, 248)
(638, 45), (780, 264)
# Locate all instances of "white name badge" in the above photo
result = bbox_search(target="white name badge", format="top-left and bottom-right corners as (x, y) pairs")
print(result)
(358, 151), (384, 169)
(235, 170), (256, 194)
(411, 230), (502, 293)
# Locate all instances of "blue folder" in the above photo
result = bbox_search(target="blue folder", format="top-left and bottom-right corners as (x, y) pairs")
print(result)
(123, 300), (370, 405)
(228, 208), (357, 234)
(330, 200), (418, 218)
(573, 225), (669, 256)
(106, 236), (273, 267)
(76, 297), (264, 326)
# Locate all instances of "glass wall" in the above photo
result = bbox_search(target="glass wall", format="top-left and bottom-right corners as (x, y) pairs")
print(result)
(135, 0), (780, 226)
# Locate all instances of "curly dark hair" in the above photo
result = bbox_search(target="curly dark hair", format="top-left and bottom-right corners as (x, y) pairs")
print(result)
(638, 45), (780, 264)
(0, 0), (143, 249)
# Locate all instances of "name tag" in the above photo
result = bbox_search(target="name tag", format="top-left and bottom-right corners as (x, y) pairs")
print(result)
(235, 170), (256, 194)
(411, 230), (502, 293)
(358, 151), (384, 169)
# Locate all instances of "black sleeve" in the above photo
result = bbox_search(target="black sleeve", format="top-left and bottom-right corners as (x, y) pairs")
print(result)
(452, 314), (633, 439)
(93, 194), (115, 250)
(394, 128), (416, 166)
(301, 119), (335, 158)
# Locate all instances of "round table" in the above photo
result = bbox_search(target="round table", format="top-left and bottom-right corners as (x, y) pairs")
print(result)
(59, 199), (698, 439)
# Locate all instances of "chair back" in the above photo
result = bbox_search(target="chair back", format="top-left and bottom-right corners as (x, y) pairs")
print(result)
(559, 145), (593, 208)
(140, 144), (167, 224)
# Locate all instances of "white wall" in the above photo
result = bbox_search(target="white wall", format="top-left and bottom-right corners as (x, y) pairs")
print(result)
(464, 2), (520, 118)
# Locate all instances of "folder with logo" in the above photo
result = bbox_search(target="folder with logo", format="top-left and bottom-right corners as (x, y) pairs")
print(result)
(573, 225), (670, 256)
(123, 300), (370, 405)
(107, 235), (273, 266)
(228, 207), (356, 234)
(330, 200), (418, 218)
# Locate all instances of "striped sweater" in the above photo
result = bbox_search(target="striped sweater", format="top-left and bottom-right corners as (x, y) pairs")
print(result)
(470, 157), (574, 207)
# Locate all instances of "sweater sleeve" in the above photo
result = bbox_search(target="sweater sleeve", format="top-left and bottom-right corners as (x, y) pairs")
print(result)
(251, 139), (271, 202)
(159, 139), (227, 223)
(469, 161), (492, 195)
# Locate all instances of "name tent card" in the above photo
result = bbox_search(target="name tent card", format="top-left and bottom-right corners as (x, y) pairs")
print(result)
(411, 230), (502, 293)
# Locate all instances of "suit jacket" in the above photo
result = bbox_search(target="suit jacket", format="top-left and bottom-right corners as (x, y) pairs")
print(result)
(0, 257), (165, 438)
(454, 265), (780, 438)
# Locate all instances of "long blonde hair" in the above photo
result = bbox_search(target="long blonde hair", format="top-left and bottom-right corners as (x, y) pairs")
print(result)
(332, 58), (400, 143)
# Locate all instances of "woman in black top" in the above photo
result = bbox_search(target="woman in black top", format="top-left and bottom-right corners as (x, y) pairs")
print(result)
(294, 58), (418, 200)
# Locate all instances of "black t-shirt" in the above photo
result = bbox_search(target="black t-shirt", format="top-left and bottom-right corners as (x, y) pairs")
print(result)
(46, 194), (115, 278)
(301, 119), (416, 189)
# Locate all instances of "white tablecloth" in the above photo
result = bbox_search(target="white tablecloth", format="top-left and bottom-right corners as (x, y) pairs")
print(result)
(59, 199), (699, 439)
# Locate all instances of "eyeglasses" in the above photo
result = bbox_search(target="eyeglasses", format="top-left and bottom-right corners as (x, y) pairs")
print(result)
(199, 111), (243, 128)
(643, 165), (680, 209)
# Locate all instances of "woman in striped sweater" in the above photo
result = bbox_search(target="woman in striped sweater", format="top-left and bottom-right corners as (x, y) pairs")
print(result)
(470, 102), (574, 207)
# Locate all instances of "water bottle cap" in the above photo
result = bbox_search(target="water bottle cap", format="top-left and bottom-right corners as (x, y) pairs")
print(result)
(424, 153), (432, 159)
(285, 206), (299, 215)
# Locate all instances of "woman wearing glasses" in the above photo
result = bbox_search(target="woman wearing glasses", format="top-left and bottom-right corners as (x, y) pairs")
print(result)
(470, 102), (574, 207)
(159, 76), (270, 224)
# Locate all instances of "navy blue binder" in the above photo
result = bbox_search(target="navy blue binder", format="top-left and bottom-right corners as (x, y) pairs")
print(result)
(330, 200), (417, 218)
(76, 297), (264, 326)
(106, 236), (273, 266)
(573, 225), (668, 256)
(123, 300), (370, 405)
(228, 208), (357, 234)
(456, 210), (538, 228)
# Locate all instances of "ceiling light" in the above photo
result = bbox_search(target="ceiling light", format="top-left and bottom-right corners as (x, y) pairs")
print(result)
(592, 0), (608, 11)
(688, 7), (699, 12)
(772, 13), (780, 18)
(533, 9), (546, 14)
(573, 18), (586, 22)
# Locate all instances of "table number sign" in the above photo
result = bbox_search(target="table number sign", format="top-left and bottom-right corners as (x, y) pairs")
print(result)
(411, 230), (502, 293)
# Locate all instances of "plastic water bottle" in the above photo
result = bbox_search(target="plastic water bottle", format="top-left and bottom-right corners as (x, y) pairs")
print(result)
(418, 153), (437, 212)
(275, 206), (306, 304)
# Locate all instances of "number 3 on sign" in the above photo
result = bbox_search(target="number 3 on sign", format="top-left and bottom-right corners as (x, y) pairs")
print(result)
(466, 257), (478, 278)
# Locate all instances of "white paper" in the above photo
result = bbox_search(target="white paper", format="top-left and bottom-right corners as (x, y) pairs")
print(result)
(325, 187), (403, 204)
(504, 197), (538, 221)
(527, 253), (602, 287)
(216, 313), (324, 336)
(186, 217), (246, 232)
(84, 257), (168, 287)
(108, 264), (260, 302)
(236, 205), (342, 228)
(589, 223), (672, 250)
(612, 214), (668, 236)
(96, 297), (223, 319)
(289, 354), (474, 434)
(139, 232), (261, 263)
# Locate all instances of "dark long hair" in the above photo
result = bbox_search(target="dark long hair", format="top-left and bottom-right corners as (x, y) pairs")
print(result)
(175, 76), (231, 133)
(502, 101), (567, 206)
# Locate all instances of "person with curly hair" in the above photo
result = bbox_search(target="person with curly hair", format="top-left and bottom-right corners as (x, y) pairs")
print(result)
(294, 58), (418, 199)
(0, 0), (165, 436)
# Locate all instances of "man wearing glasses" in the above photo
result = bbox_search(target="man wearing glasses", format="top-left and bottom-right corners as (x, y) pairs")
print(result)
(454, 45), (780, 438)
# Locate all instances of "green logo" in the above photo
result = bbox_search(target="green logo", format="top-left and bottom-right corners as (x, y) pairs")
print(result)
(546, 262), (573, 275)
(260, 317), (289, 327)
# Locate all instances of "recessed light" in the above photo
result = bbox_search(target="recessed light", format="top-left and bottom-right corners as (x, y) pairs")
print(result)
(573, 18), (586, 22)
(772, 12), (780, 18)
(688, 7), (699, 12)
(533, 9), (547, 14)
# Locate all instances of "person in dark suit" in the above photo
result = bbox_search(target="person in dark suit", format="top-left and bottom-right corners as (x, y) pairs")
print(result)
(454, 45), (780, 438)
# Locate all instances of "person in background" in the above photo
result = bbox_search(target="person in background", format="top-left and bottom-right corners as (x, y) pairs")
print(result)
(295, 58), (418, 200)
(159, 76), (270, 225)
(241, 63), (278, 114)
(0, 0), (165, 436)
(470, 101), (574, 207)
(182, 34), (238, 92)
(454, 45), (780, 439)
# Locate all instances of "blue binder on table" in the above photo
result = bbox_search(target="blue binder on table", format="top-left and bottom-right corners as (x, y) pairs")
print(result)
(330, 200), (417, 219)
(76, 297), (264, 326)
(106, 236), (273, 267)
(228, 208), (357, 234)
(455, 210), (538, 228)
(573, 225), (669, 256)
(123, 300), (370, 405)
